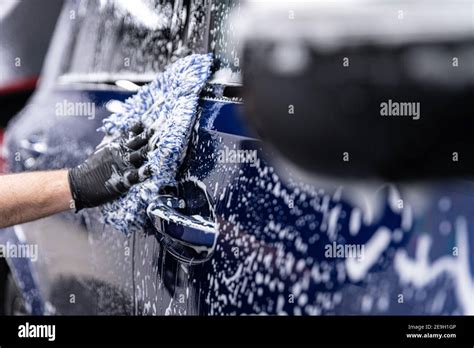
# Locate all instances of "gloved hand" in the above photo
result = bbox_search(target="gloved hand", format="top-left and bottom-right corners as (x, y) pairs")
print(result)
(68, 123), (154, 211)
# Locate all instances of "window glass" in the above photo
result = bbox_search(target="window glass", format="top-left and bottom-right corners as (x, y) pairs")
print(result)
(60, 0), (241, 83)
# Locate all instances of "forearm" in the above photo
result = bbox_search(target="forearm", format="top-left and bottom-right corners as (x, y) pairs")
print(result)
(0, 125), (151, 229)
(0, 170), (72, 228)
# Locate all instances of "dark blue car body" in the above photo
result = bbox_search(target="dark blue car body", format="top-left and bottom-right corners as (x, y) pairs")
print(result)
(1, 0), (473, 315)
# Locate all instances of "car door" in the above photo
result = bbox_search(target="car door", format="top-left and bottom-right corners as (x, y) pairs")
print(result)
(132, 0), (474, 315)
(5, 0), (472, 316)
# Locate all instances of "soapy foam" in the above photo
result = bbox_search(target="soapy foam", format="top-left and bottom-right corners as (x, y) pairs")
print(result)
(394, 217), (474, 314)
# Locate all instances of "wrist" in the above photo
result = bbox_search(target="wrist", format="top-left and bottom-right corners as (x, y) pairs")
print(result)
(39, 169), (73, 214)
(67, 166), (82, 212)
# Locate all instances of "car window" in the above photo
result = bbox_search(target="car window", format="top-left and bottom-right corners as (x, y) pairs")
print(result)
(58, 0), (241, 85)
(208, 0), (241, 84)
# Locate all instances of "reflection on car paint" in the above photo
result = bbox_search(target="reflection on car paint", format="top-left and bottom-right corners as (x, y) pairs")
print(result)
(2, 0), (473, 316)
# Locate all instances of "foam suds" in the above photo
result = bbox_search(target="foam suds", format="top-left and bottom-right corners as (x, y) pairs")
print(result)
(346, 226), (392, 282)
(99, 54), (213, 234)
(394, 217), (474, 314)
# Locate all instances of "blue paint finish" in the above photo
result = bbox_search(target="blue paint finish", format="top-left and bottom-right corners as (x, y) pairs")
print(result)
(199, 100), (253, 138)
(174, 130), (405, 314)
(3, 0), (471, 316)
(5, 84), (474, 315)
(0, 228), (44, 315)
(171, 121), (474, 314)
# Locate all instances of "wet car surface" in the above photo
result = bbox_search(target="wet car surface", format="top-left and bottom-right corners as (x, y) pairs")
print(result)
(1, 0), (473, 315)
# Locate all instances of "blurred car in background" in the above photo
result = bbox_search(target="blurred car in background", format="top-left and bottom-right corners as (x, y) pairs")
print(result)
(0, 0), (473, 316)
(0, 0), (63, 172)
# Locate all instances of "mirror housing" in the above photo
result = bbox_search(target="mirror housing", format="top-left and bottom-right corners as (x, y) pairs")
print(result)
(239, 0), (474, 180)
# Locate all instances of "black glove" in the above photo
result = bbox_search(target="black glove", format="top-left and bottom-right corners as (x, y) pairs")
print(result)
(68, 123), (154, 211)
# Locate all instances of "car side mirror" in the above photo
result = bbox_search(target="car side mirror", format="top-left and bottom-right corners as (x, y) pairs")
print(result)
(239, 0), (474, 181)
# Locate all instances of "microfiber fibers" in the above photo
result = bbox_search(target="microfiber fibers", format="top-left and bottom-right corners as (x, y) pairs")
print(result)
(99, 53), (213, 234)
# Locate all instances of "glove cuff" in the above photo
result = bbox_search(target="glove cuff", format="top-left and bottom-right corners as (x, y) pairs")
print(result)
(67, 167), (84, 212)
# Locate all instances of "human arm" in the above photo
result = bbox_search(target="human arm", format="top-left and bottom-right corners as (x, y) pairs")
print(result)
(0, 124), (152, 228)
(0, 170), (72, 228)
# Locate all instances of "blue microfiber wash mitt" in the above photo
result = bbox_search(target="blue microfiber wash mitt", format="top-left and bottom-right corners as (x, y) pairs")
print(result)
(99, 53), (213, 234)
